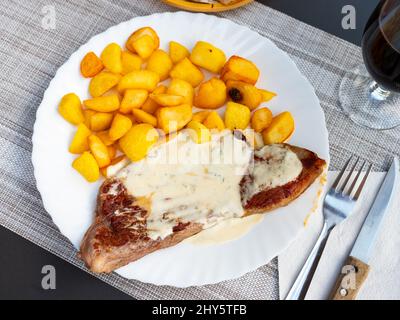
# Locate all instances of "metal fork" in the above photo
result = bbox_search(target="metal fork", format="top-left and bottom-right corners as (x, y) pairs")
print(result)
(286, 157), (372, 300)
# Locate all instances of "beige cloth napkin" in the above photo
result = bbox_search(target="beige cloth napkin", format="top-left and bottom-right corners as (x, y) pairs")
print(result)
(278, 172), (400, 300)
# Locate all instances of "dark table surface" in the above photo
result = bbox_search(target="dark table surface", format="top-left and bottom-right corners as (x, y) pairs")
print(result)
(0, 0), (380, 300)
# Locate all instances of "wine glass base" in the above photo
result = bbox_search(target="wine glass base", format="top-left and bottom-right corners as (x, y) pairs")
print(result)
(339, 64), (400, 130)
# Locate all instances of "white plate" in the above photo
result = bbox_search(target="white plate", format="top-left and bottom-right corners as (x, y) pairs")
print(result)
(32, 12), (329, 287)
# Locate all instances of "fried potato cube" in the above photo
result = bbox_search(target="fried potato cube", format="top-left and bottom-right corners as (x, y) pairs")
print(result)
(262, 111), (295, 144)
(72, 151), (100, 182)
(101, 43), (123, 74)
(167, 79), (194, 105)
(83, 109), (96, 129)
(58, 93), (84, 125)
(149, 93), (185, 107)
(226, 80), (262, 110)
(90, 112), (114, 132)
(107, 144), (117, 160)
(203, 111), (225, 131)
(120, 89), (148, 114)
(170, 58), (204, 87)
(251, 108), (273, 132)
(96, 130), (115, 146)
(192, 111), (210, 123)
(147, 49), (173, 81)
(221, 56), (260, 85)
(88, 135), (111, 168)
(186, 121), (211, 144)
(194, 78), (227, 109)
(119, 124), (159, 162)
(84, 95), (120, 112)
(156, 104), (192, 134)
(100, 155), (130, 178)
(224, 102), (251, 130)
(141, 85), (166, 114)
(121, 51), (142, 75)
(132, 109), (158, 127)
(69, 123), (92, 154)
(80, 52), (104, 78)
(126, 27), (160, 59)
(169, 41), (190, 64)
(259, 89), (277, 102)
(109, 113), (133, 140)
(190, 41), (226, 74)
(117, 70), (160, 92)
(89, 71), (121, 98)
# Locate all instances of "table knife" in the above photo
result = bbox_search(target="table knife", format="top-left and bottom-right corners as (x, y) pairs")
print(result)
(330, 157), (399, 300)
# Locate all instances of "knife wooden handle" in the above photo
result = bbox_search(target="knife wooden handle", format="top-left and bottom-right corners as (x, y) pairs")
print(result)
(329, 256), (370, 300)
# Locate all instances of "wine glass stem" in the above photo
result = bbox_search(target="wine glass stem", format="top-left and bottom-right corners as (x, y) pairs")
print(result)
(369, 81), (391, 101)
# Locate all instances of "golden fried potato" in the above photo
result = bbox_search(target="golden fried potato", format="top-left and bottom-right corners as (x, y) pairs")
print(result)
(226, 80), (262, 110)
(251, 108), (273, 132)
(190, 41), (226, 74)
(84, 95), (120, 112)
(169, 41), (190, 64)
(194, 78), (227, 109)
(262, 111), (295, 144)
(83, 109), (96, 129)
(109, 113), (133, 140)
(150, 94), (184, 107)
(69, 123), (91, 154)
(117, 70), (160, 92)
(221, 56), (260, 85)
(132, 109), (158, 127)
(80, 52), (104, 78)
(88, 135), (111, 168)
(156, 104), (192, 134)
(141, 85), (166, 114)
(167, 79), (194, 105)
(120, 89), (148, 114)
(58, 93), (84, 125)
(203, 111), (225, 131)
(170, 58), (204, 87)
(96, 130), (115, 146)
(126, 27), (160, 59)
(101, 43), (123, 74)
(259, 89), (277, 102)
(89, 71), (121, 98)
(186, 121), (211, 144)
(119, 124), (159, 162)
(224, 102), (251, 130)
(90, 112), (114, 132)
(72, 152), (100, 182)
(121, 51), (142, 75)
(147, 49), (173, 81)
(192, 111), (210, 123)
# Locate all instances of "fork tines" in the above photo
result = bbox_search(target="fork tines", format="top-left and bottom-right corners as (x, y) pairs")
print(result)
(332, 156), (372, 199)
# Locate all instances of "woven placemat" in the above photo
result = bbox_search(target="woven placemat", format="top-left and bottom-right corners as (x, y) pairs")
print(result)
(0, 0), (398, 299)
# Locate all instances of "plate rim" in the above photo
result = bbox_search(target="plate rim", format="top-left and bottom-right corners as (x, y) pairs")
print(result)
(32, 11), (330, 286)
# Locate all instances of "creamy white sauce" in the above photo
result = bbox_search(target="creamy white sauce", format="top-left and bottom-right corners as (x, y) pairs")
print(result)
(117, 131), (303, 241)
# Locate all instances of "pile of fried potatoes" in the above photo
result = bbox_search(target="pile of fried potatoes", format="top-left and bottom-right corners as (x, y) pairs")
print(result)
(58, 27), (295, 182)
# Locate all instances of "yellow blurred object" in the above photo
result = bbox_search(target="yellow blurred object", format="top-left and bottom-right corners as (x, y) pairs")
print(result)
(169, 41), (190, 64)
(121, 51), (142, 75)
(262, 111), (295, 144)
(156, 104), (192, 133)
(119, 124), (159, 162)
(141, 85), (167, 114)
(147, 49), (173, 81)
(203, 111), (225, 131)
(84, 95), (120, 112)
(101, 43), (123, 74)
(72, 151), (100, 182)
(226, 80), (262, 110)
(259, 89), (277, 102)
(107, 145), (118, 160)
(120, 89), (148, 113)
(90, 112), (114, 132)
(194, 78), (227, 109)
(186, 120), (211, 144)
(132, 109), (158, 127)
(88, 135), (111, 168)
(170, 58), (204, 87)
(96, 130), (115, 146)
(89, 71), (121, 98)
(150, 93), (185, 107)
(69, 123), (91, 154)
(126, 27), (160, 59)
(118, 70), (160, 92)
(251, 107), (273, 132)
(167, 79), (194, 105)
(80, 52), (104, 78)
(109, 113), (133, 140)
(192, 111), (210, 123)
(83, 109), (96, 129)
(190, 41), (226, 73)
(221, 55), (260, 85)
(162, 0), (254, 13)
(224, 101), (250, 130)
(58, 93), (84, 125)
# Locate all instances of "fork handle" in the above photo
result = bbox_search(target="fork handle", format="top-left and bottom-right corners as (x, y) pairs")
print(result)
(285, 222), (333, 300)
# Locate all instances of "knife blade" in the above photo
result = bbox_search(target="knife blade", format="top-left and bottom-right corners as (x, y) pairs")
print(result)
(350, 156), (399, 264)
(330, 157), (399, 300)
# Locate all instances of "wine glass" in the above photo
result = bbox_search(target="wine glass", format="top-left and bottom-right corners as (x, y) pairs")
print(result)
(340, 0), (400, 130)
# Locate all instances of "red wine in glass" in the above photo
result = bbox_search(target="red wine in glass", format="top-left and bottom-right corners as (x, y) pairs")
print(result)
(362, 0), (400, 92)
